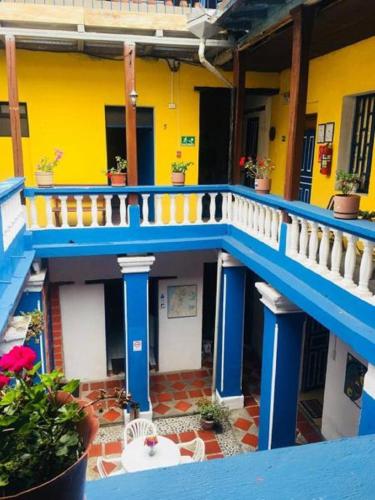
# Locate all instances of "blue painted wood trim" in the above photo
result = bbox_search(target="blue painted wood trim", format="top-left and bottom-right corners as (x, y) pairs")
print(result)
(359, 391), (375, 436)
(85, 434), (375, 500)
(0, 177), (24, 203)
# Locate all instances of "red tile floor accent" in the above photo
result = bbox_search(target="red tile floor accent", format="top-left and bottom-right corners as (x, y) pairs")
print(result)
(80, 378), (124, 425)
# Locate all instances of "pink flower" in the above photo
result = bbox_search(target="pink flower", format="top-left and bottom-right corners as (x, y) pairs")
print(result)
(0, 374), (10, 389)
(54, 148), (63, 161)
(0, 346), (36, 373)
(239, 156), (247, 167)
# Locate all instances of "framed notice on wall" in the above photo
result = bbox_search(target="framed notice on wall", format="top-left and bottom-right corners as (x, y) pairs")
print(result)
(167, 285), (197, 319)
(317, 123), (326, 143)
(344, 353), (367, 408)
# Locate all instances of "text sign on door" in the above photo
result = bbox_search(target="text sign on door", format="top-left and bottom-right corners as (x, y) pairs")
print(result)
(181, 136), (195, 146)
(133, 340), (142, 352)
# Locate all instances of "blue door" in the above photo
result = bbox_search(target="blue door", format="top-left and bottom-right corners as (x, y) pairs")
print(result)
(298, 129), (315, 203)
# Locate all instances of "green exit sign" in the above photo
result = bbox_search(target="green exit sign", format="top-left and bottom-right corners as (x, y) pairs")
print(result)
(181, 136), (195, 146)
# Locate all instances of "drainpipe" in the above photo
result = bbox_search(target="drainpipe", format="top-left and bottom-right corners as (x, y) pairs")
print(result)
(211, 251), (223, 402)
(198, 39), (232, 89)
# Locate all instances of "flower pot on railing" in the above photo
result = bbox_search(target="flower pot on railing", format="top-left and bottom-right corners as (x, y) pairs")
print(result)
(333, 194), (360, 220)
(35, 171), (54, 188)
(254, 178), (271, 194)
(171, 172), (185, 186)
(110, 173), (127, 187)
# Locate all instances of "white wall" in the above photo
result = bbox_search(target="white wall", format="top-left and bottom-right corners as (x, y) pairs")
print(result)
(158, 278), (203, 373)
(59, 284), (107, 381)
(321, 333), (367, 440)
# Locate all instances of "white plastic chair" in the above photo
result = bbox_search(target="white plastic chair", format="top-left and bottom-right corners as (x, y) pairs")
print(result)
(177, 438), (205, 464)
(124, 418), (157, 446)
(96, 457), (126, 479)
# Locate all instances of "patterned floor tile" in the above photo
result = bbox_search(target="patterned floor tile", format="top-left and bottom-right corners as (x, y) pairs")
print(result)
(153, 403), (171, 415)
(175, 401), (192, 412)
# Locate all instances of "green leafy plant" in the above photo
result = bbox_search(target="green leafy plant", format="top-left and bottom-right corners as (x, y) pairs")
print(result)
(171, 161), (193, 174)
(108, 156), (128, 175)
(240, 157), (275, 179)
(36, 148), (63, 173)
(197, 398), (229, 423)
(21, 309), (44, 342)
(336, 170), (360, 195)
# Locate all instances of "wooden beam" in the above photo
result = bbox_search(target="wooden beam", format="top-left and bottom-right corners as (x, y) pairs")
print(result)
(5, 34), (23, 177)
(232, 48), (246, 184)
(124, 42), (138, 203)
(283, 5), (315, 201)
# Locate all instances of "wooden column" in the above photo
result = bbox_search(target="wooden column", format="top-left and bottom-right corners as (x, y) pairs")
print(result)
(124, 42), (138, 203)
(232, 49), (246, 184)
(5, 35), (24, 177)
(283, 5), (315, 201)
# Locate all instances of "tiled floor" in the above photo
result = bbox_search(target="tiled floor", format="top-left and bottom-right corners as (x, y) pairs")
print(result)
(80, 377), (125, 425)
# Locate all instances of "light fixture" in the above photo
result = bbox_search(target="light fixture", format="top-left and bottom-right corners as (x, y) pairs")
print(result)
(129, 89), (138, 108)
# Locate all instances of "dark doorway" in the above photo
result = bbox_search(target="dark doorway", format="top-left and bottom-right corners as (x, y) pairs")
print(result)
(301, 316), (329, 392)
(149, 278), (159, 371)
(105, 106), (155, 186)
(198, 89), (231, 185)
(245, 116), (259, 159)
(104, 280), (125, 375)
(298, 114), (317, 203)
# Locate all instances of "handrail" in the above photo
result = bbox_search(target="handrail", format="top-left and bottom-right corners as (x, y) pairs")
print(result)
(0, 177), (24, 203)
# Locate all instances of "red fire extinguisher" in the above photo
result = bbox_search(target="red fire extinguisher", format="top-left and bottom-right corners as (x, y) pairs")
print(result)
(319, 143), (333, 176)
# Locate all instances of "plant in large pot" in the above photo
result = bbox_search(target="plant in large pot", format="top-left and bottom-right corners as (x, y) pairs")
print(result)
(107, 156), (128, 187)
(241, 156), (275, 194)
(197, 398), (229, 432)
(334, 170), (361, 219)
(171, 160), (193, 186)
(35, 149), (63, 188)
(0, 345), (98, 500)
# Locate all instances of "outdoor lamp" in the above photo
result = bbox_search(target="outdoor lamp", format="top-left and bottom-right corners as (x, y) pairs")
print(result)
(129, 89), (138, 108)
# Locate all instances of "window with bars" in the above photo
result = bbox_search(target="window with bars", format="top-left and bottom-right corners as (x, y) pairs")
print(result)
(349, 93), (375, 193)
(0, 102), (29, 137)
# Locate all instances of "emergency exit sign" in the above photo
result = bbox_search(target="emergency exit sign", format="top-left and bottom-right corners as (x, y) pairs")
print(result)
(181, 136), (195, 146)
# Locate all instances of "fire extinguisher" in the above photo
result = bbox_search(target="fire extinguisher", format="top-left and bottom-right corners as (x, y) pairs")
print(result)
(319, 143), (333, 176)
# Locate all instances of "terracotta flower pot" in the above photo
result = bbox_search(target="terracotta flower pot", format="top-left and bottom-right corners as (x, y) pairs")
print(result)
(172, 172), (185, 186)
(2, 393), (99, 500)
(333, 194), (360, 220)
(35, 171), (54, 188)
(110, 173), (127, 187)
(201, 418), (215, 431)
(254, 178), (271, 194)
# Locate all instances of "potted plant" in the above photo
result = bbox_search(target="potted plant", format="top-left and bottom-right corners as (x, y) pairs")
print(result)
(240, 157), (275, 194)
(35, 149), (63, 188)
(107, 156), (128, 187)
(171, 160), (193, 186)
(21, 309), (44, 344)
(197, 398), (229, 431)
(334, 170), (361, 219)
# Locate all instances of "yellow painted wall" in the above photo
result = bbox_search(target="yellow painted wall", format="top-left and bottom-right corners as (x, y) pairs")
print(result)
(268, 36), (375, 211)
(0, 49), (277, 187)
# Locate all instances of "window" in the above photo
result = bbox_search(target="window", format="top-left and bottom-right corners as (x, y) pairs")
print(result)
(349, 93), (375, 193)
(0, 102), (29, 137)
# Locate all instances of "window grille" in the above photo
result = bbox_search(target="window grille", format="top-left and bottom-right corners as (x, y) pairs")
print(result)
(0, 102), (29, 137)
(349, 93), (375, 193)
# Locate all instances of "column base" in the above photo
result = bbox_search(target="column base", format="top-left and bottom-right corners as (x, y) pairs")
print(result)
(216, 390), (244, 410)
(124, 406), (153, 425)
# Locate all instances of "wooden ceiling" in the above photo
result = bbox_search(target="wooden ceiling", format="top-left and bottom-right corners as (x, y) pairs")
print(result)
(239, 0), (375, 72)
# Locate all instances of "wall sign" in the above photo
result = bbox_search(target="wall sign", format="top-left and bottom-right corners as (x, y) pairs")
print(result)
(317, 123), (326, 144)
(181, 136), (195, 147)
(324, 122), (335, 142)
(167, 285), (197, 318)
(133, 340), (142, 352)
(344, 353), (367, 407)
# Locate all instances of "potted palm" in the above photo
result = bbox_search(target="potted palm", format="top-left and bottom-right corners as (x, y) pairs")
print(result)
(108, 156), (128, 187)
(197, 398), (229, 431)
(35, 149), (63, 188)
(334, 170), (361, 219)
(241, 157), (275, 194)
(171, 161), (193, 186)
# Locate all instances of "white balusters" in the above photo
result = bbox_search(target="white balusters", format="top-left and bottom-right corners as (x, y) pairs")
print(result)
(209, 193), (216, 223)
(1, 189), (25, 249)
(298, 218), (309, 262)
(258, 205), (265, 239)
(90, 195), (99, 227)
(227, 194), (233, 223)
(356, 240), (374, 298)
(170, 194), (177, 225)
(119, 195), (127, 226)
(75, 196), (84, 228)
(329, 230), (343, 281)
(155, 194), (163, 225)
(271, 210), (281, 248)
(183, 194), (190, 224)
(29, 196), (38, 230)
(45, 196), (54, 228)
(288, 215), (299, 257)
(318, 225), (330, 276)
(60, 196), (69, 228)
(307, 221), (319, 268)
(141, 194), (150, 226)
(196, 194), (204, 224)
(342, 233), (357, 288)
(264, 206), (271, 241)
(104, 195), (113, 227)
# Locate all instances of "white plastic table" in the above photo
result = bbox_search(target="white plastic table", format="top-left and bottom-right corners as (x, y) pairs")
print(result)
(121, 436), (181, 473)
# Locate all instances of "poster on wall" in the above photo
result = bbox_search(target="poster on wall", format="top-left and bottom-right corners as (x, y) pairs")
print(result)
(167, 285), (197, 319)
(344, 353), (367, 408)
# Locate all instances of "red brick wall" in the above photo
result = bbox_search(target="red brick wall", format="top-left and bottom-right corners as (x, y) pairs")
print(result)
(50, 285), (64, 371)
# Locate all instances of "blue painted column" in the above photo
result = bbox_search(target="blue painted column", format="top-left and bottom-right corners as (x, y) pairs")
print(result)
(214, 252), (246, 410)
(359, 364), (375, 435)
(15, 269), (47, 372)
(118, 255), (155, 420)
(255, 282), (305, 450)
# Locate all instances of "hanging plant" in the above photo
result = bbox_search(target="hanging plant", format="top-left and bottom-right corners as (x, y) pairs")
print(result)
(21, 309), (44, 343)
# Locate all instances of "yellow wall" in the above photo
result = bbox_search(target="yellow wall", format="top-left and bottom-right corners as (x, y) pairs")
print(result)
(268, 36), (375, 211)
(0, 50), (277, 187)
